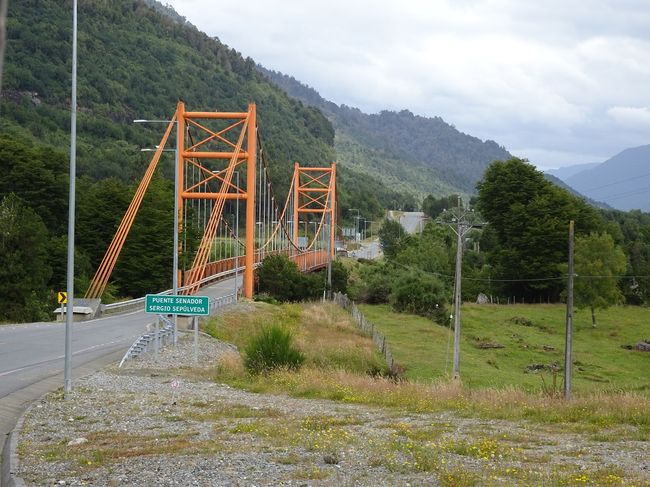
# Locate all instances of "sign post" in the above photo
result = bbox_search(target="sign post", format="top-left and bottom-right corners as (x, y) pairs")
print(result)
(57, 292), (67, 322)
(145, 295), (209, 362)
(145, 295), (209, 316)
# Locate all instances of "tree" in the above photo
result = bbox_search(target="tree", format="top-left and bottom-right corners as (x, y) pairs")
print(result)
(0, 0), (6, 89)
(113, 176), (174, 297)
(476, 158), (604, 301)
(378, 218), (409, 259)
(389, 269), (449, 324)
(0, 194), (52, 322)
(573, 232), (626, 327)
(421, 194), (460, 219)
(257, 255), (311, 301)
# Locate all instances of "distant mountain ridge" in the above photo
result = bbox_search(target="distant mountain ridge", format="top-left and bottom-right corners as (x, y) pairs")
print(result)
(546, 162), (600, 181)
(258, 67), (512, 196)
(543, 173), (611, 210)
(565, 145), (650, 212)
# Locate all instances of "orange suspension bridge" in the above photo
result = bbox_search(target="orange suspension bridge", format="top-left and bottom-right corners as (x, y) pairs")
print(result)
(84, 101), (337, 301)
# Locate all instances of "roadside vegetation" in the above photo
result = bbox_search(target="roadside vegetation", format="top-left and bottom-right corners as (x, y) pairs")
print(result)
(204, 302), (650, 432)
(196, 301), (650, 485)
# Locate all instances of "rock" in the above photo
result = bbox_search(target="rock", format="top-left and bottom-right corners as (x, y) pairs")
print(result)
(636, 340), (650, 352)
(524, 363), (546, 373)
(67, 437), (88, 446)
(476, 293), (489, 304)
(323, 453), (339, 464)
(510, 316), (533, 327)
(543, 345), (555, 351)
(476, 342), (504, 349)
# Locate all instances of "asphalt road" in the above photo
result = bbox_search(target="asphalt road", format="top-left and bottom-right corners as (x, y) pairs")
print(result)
(399, 211), (426, 234)
(350, 239), (382, 260)
(0, 277), (239, 484)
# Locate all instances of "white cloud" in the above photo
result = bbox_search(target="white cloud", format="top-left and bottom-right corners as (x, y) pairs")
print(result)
(166, 0), (650, 169)
(608, 106), (650, 126)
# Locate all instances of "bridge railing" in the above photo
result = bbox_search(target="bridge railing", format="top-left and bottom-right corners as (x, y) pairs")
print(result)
(103, 249), (329, 316)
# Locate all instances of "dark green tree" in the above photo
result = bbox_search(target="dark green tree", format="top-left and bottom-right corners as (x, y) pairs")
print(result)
(0, 194), (52, 322)
(422, 194), (461, 219)
(378, 219), (409, 259)
(355, 261), (394, 304)
(113, 176), (174, 297)
(257, 254), (306, 302)
(476, 158), (603, 300)
(389, 269), (449, 324)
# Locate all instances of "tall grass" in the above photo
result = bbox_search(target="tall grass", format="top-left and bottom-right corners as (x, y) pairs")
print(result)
(207, 302), (650, 430)
(244, 324), (305, 374)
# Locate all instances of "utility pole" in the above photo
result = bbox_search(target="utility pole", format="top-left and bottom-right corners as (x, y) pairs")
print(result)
(564, 220), (575, 400)
(439, 196), (481, 380)
(452, 219), (463, 379)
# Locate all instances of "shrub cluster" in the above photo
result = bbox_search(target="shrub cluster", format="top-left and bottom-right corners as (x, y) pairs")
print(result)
(256, 254), (348, 302)
(244, 324), (304, 374)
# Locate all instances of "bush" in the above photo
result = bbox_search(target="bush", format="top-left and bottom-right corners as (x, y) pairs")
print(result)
(257, 254), (304, 301)
(355, 261), (394, 304)
(389, 270), (449, 324)
(257, 254), (328, 302)
(244, 324), (305, 374)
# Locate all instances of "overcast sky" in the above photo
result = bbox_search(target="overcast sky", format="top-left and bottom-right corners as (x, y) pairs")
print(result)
(166, 0), (650, 170)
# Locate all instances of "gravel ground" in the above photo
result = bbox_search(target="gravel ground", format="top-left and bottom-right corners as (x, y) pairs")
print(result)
(15, 333), (650, 486)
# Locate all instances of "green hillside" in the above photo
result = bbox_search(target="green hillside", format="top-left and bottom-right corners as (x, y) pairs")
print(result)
(258, 67), (512, 196)
(1, 0), (414, 212)
(361, 303), (650, 394)
(0, 0), (419, 321)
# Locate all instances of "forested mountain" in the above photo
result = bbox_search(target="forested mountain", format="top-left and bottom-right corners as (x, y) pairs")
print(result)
(565, 145), (650, 212)
(1, 0), (416, 211)
(258, 67), (512, 195)
(0, 0), (412, 320)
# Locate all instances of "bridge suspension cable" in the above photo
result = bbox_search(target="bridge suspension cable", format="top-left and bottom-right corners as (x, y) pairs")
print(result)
(85, 102), (337, 301)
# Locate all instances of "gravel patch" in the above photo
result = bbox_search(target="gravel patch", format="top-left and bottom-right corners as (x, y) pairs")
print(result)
(15, 334), (650, 486)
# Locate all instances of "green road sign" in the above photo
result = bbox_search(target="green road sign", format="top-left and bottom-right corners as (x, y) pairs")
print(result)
(145, 294), (210, 316)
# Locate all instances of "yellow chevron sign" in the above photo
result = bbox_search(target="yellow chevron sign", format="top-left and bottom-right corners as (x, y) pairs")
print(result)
(57, 292), (67, 304)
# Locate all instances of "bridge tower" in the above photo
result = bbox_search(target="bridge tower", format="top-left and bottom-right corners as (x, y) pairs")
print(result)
(176, 101), (257, 298)
(292, 162), (337, 259)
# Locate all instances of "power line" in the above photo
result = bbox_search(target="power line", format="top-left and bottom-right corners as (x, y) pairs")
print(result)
(601, 184), (650, 201)
(581, 171), (650, 193)
(390, 260), (650, 283)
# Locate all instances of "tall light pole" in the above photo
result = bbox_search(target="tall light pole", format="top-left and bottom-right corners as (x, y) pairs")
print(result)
(348, 208), (360, 242)
(64, 0), (78, 396)
(135, 118), (179, 343)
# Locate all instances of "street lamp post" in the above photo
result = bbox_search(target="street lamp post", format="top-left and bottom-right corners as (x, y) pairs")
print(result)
(348, 208), (360, 242)
(64, 0), (78, 396)
(135, 118), (179, 344)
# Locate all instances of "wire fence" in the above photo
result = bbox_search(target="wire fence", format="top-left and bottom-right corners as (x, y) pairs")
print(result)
(332, 292), (394, 371)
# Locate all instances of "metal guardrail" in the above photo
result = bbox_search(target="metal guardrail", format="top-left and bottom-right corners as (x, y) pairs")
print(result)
(103, 267), (244, 315)
(118, 292), (237, 367)
(119, 315), (175, 367)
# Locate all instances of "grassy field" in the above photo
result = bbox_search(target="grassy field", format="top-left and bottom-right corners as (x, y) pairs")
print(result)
(359, 303), (650, 394)
(195, 301), (650, 484)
